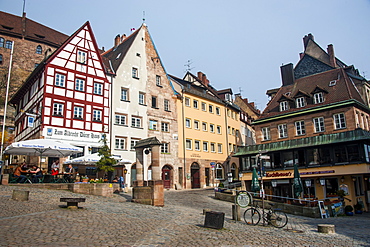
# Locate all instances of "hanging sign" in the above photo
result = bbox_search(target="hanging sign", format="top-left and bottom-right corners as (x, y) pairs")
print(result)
(27, 116), (34, 127)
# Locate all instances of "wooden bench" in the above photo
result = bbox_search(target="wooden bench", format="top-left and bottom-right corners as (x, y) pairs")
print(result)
(60, 198), (86, 208)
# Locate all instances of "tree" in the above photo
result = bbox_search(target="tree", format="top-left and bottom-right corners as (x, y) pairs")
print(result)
(96, 134), (116, 181)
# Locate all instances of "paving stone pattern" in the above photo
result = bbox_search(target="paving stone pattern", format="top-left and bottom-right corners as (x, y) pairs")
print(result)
(0, 185), (369, 246)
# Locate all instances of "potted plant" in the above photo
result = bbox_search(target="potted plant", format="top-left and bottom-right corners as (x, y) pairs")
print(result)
(81, 176), (89, 183)
(344, 205), (354, 216)
(354, 202), (363, 214)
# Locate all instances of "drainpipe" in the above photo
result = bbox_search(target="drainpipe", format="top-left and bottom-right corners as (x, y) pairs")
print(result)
(224, 105), (229, 174)
(181, 89), (186, 189)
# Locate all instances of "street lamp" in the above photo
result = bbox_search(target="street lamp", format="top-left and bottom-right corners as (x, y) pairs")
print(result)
(271, 179), (277, 188)
(319, 178), (325, 186)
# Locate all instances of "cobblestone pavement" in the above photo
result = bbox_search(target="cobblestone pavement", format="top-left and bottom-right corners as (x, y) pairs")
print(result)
(0, 185), (369, 247)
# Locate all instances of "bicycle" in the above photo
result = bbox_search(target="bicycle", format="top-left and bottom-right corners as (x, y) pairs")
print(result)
(243, 201), (288, 228)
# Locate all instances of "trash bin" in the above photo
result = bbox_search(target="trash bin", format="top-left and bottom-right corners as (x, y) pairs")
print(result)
(204, 211), (225, 229)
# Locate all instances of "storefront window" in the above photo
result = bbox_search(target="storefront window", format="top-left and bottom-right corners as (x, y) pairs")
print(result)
(334, 145), (346, 163)
(282, 151), (294, 167)
(318, 147), (331, 164)
(307, 148), (319, 166)
(347, 144), (360, 162)
(325, 178), (339, 197)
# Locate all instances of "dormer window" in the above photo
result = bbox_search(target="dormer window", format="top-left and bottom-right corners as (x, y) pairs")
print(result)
(279, 101), (289, 111)
(225, 93), (232, 102)
(314, 92), (324, 104)
(296, 97), (306, 108)
(36, 45), (42, 54)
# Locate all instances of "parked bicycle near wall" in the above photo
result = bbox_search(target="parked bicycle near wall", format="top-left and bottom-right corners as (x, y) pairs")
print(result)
(243, 201), (288, 228)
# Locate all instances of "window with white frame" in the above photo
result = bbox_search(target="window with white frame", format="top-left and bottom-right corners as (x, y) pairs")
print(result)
(194, 140), (200, 151)
(279, 101), (289, 111)
(313, 117), (325, 132)
(130, 139), (140, 150)
(121, 88), (129, 101)
(94, 82), (103, 95)
(210, 142), (216, 152)
(161, 122), (169, 132)
(77, 50), (87, 64)
(161, 143), (169, 153)
(193, 99), (198, 109)
(203, 141), (208, 152)
(202, 102), (206, 111)
(115, 137), (125, 150)
(131, 116), (142, 128)
(132, 67), (139, 78)
(73, 106), (83, 119)
(164, 99), (170, 111)
(314, 92), (324, 104)
(149, 120), (158, 130)
(75, 78), (84, 91)
(185, 118), (191, 128)
(185, 97), (190, 107)
(202, 122), (207, 131)
(296, 97), (306, 108)
(215, 164), (223, 179)
(217, 125), (221, 134)
(278, 124), (288, 138)
(295, 120), (306, 135)
(194, 120), (199, 130)
(139, 92), (145, 105)
(55, 74), (66, 87)
(261, 127), (270, 141)
(156, 75), (161, 86)
(93, 109), (102, 121)
(210, 124), (215, 133)
(53, 103), (64, 116)
(216, 107), (220, 115)
(229, 143), (233, 152)
(186, 139), (192, 150)
(218, 143), (223, 153)
(228, 126), (231, 134)
(115, 114), (126, 125)
(209, 104), (213, 113)
(333, 113), (346, 129)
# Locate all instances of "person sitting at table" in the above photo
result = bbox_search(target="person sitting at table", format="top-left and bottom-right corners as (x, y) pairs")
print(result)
(13, 164), (27, 183)
(51, 160), (59, 176)
(64, 164), (76, 183)
(29, 165), (43, 183)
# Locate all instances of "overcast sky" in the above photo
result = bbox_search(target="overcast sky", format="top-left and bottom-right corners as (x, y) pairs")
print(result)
(2, 0), (370, 110)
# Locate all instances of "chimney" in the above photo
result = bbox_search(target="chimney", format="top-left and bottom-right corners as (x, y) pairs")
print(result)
(303, 33), (314, 49)
(114, 34), (120, 47)
(197, 71), (210, 86)
(327, 44), (336, 68)
(121, 34), (127, 42)
(280, 63), (295, 86)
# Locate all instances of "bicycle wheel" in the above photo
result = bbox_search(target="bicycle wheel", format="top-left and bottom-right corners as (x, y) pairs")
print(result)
(269, 210), (288, 228)
(243, 208), (261, 226)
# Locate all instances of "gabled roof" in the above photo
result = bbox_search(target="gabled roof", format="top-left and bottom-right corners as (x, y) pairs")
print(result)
(101, 27), (141, 73)
(10, 21), (106, 103)
(260, 68), (365, 119)
(0, 11), (68, 47)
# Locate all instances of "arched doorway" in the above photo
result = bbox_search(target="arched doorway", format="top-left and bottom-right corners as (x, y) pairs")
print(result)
(191, 162), (200, 189)
(161, 165), (172, 189)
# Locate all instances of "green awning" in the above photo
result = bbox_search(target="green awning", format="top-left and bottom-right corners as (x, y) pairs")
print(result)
(234, 129), (370, 156)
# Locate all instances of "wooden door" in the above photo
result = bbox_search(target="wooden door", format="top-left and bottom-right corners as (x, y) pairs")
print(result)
(162, 168), (171, 189)
(191, 168), (200, 188)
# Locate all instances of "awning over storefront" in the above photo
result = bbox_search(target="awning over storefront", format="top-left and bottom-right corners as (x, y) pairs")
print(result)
(234, 129), (370, 156)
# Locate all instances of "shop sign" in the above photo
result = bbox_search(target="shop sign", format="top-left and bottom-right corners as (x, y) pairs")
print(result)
(299, 170), (335, 175)
(266, 172), (292, 178)
(43, 127), (102, 142)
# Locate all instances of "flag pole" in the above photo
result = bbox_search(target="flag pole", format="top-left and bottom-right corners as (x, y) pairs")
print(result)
(1, 41), (15, 160)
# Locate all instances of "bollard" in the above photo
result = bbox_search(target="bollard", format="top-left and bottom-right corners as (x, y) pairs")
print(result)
(12, 190), (30, 201)
(232, 204), (241, 221)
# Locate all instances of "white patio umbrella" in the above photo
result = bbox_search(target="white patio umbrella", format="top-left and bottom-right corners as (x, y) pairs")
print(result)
(64, 153), (127, 165)
(4, 139), (83, 157)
